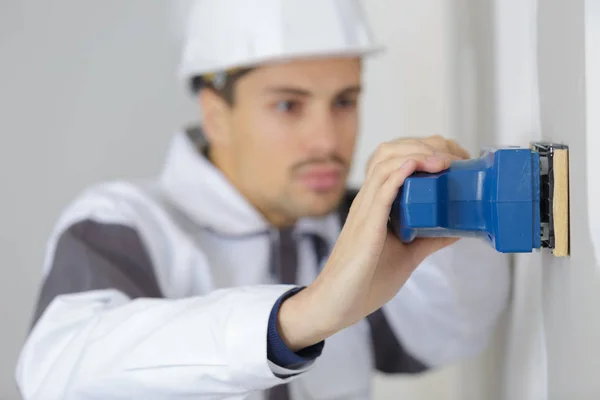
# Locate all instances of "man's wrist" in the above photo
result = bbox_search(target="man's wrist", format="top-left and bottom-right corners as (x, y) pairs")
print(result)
(267, 287), (325, 368)
(277, 284), (333, 352)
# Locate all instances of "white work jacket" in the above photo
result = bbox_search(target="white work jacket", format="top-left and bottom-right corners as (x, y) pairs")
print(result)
(15, 127), (511, 400)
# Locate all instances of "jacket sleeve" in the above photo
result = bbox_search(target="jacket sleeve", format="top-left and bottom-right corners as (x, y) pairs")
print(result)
(15, 219), (319, 399)
(378, 237), (511, 369)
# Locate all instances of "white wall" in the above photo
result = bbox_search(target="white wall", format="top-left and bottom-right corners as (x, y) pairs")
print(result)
(351, 0), (454, 186)
(362, 0), (600, 398)
(586, 0), (600, 266)
(528, 0), (600, 397)
(454, 0), (600, 399)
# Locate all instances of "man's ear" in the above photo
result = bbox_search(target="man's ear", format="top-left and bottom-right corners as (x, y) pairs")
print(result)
(198, 88), (232, 146)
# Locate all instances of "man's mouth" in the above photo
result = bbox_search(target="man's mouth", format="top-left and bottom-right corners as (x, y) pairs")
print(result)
(296, 166), (343, 191)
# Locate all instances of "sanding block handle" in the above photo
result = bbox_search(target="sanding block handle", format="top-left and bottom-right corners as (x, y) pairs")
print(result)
(388, 148), (542, 253)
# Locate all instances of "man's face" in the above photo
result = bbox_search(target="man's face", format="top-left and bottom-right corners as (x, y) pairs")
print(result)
(206, 57), (362, 226)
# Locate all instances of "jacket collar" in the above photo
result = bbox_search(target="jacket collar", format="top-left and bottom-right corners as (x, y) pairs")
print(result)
(158, 127), (341, 247)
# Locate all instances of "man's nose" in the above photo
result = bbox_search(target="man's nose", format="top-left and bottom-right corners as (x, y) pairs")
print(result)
(303, 112), (339, 154)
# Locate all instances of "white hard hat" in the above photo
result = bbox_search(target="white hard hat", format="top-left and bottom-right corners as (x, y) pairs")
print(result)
(178, 0), (385, 84)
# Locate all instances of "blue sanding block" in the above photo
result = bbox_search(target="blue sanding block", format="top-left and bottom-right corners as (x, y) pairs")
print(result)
(389, 142), (569, 255)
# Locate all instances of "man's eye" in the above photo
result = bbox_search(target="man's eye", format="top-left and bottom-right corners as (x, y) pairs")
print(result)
(276, 100), (300, 113)
(335, 97), (357, 109)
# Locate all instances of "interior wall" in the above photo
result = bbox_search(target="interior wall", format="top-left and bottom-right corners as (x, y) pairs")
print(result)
(350, 0), (453, 185)
(414, 1), (600, 399)
(586, 0), (600, 267)
(460, 0), (600, 399)
(537, 0), (600, 397)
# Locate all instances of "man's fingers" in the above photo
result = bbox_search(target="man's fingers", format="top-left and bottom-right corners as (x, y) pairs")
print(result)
(366, 141), (436, 178)
(446, 139), (471, 159)
(366, 137), (470, 178)
(366, 154), (445, 191)
(375, 154), (451, 211)
(359, 160), (418, 234)
(366, 141), (453, 179)
(420, 135), (470, 159)
(374, 160), (417, 210)
(361, 154), (451, 213)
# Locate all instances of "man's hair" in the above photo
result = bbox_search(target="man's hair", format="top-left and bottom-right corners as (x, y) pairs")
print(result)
(190, 68), (255, 106)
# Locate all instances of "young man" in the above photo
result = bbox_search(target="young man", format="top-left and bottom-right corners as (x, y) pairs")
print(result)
(16, 1), (510, 399)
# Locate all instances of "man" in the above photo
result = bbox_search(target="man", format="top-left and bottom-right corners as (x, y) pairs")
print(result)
(16, 0), (510, 399)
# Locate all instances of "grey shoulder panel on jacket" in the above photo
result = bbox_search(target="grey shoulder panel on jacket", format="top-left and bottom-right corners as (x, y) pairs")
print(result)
(32, 220), (163, 327)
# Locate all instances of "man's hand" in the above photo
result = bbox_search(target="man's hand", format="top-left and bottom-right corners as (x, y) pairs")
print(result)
(278, 135), (471, 351)
(365, 135), (470, 176)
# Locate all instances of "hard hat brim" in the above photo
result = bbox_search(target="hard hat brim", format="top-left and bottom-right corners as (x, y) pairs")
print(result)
(177, 43), (387, 86)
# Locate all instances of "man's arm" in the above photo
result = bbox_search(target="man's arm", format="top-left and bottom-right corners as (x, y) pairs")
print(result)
(353, 135), (511, 371)
(338, 187), (430, 374)
(17, 219), (320, 399)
